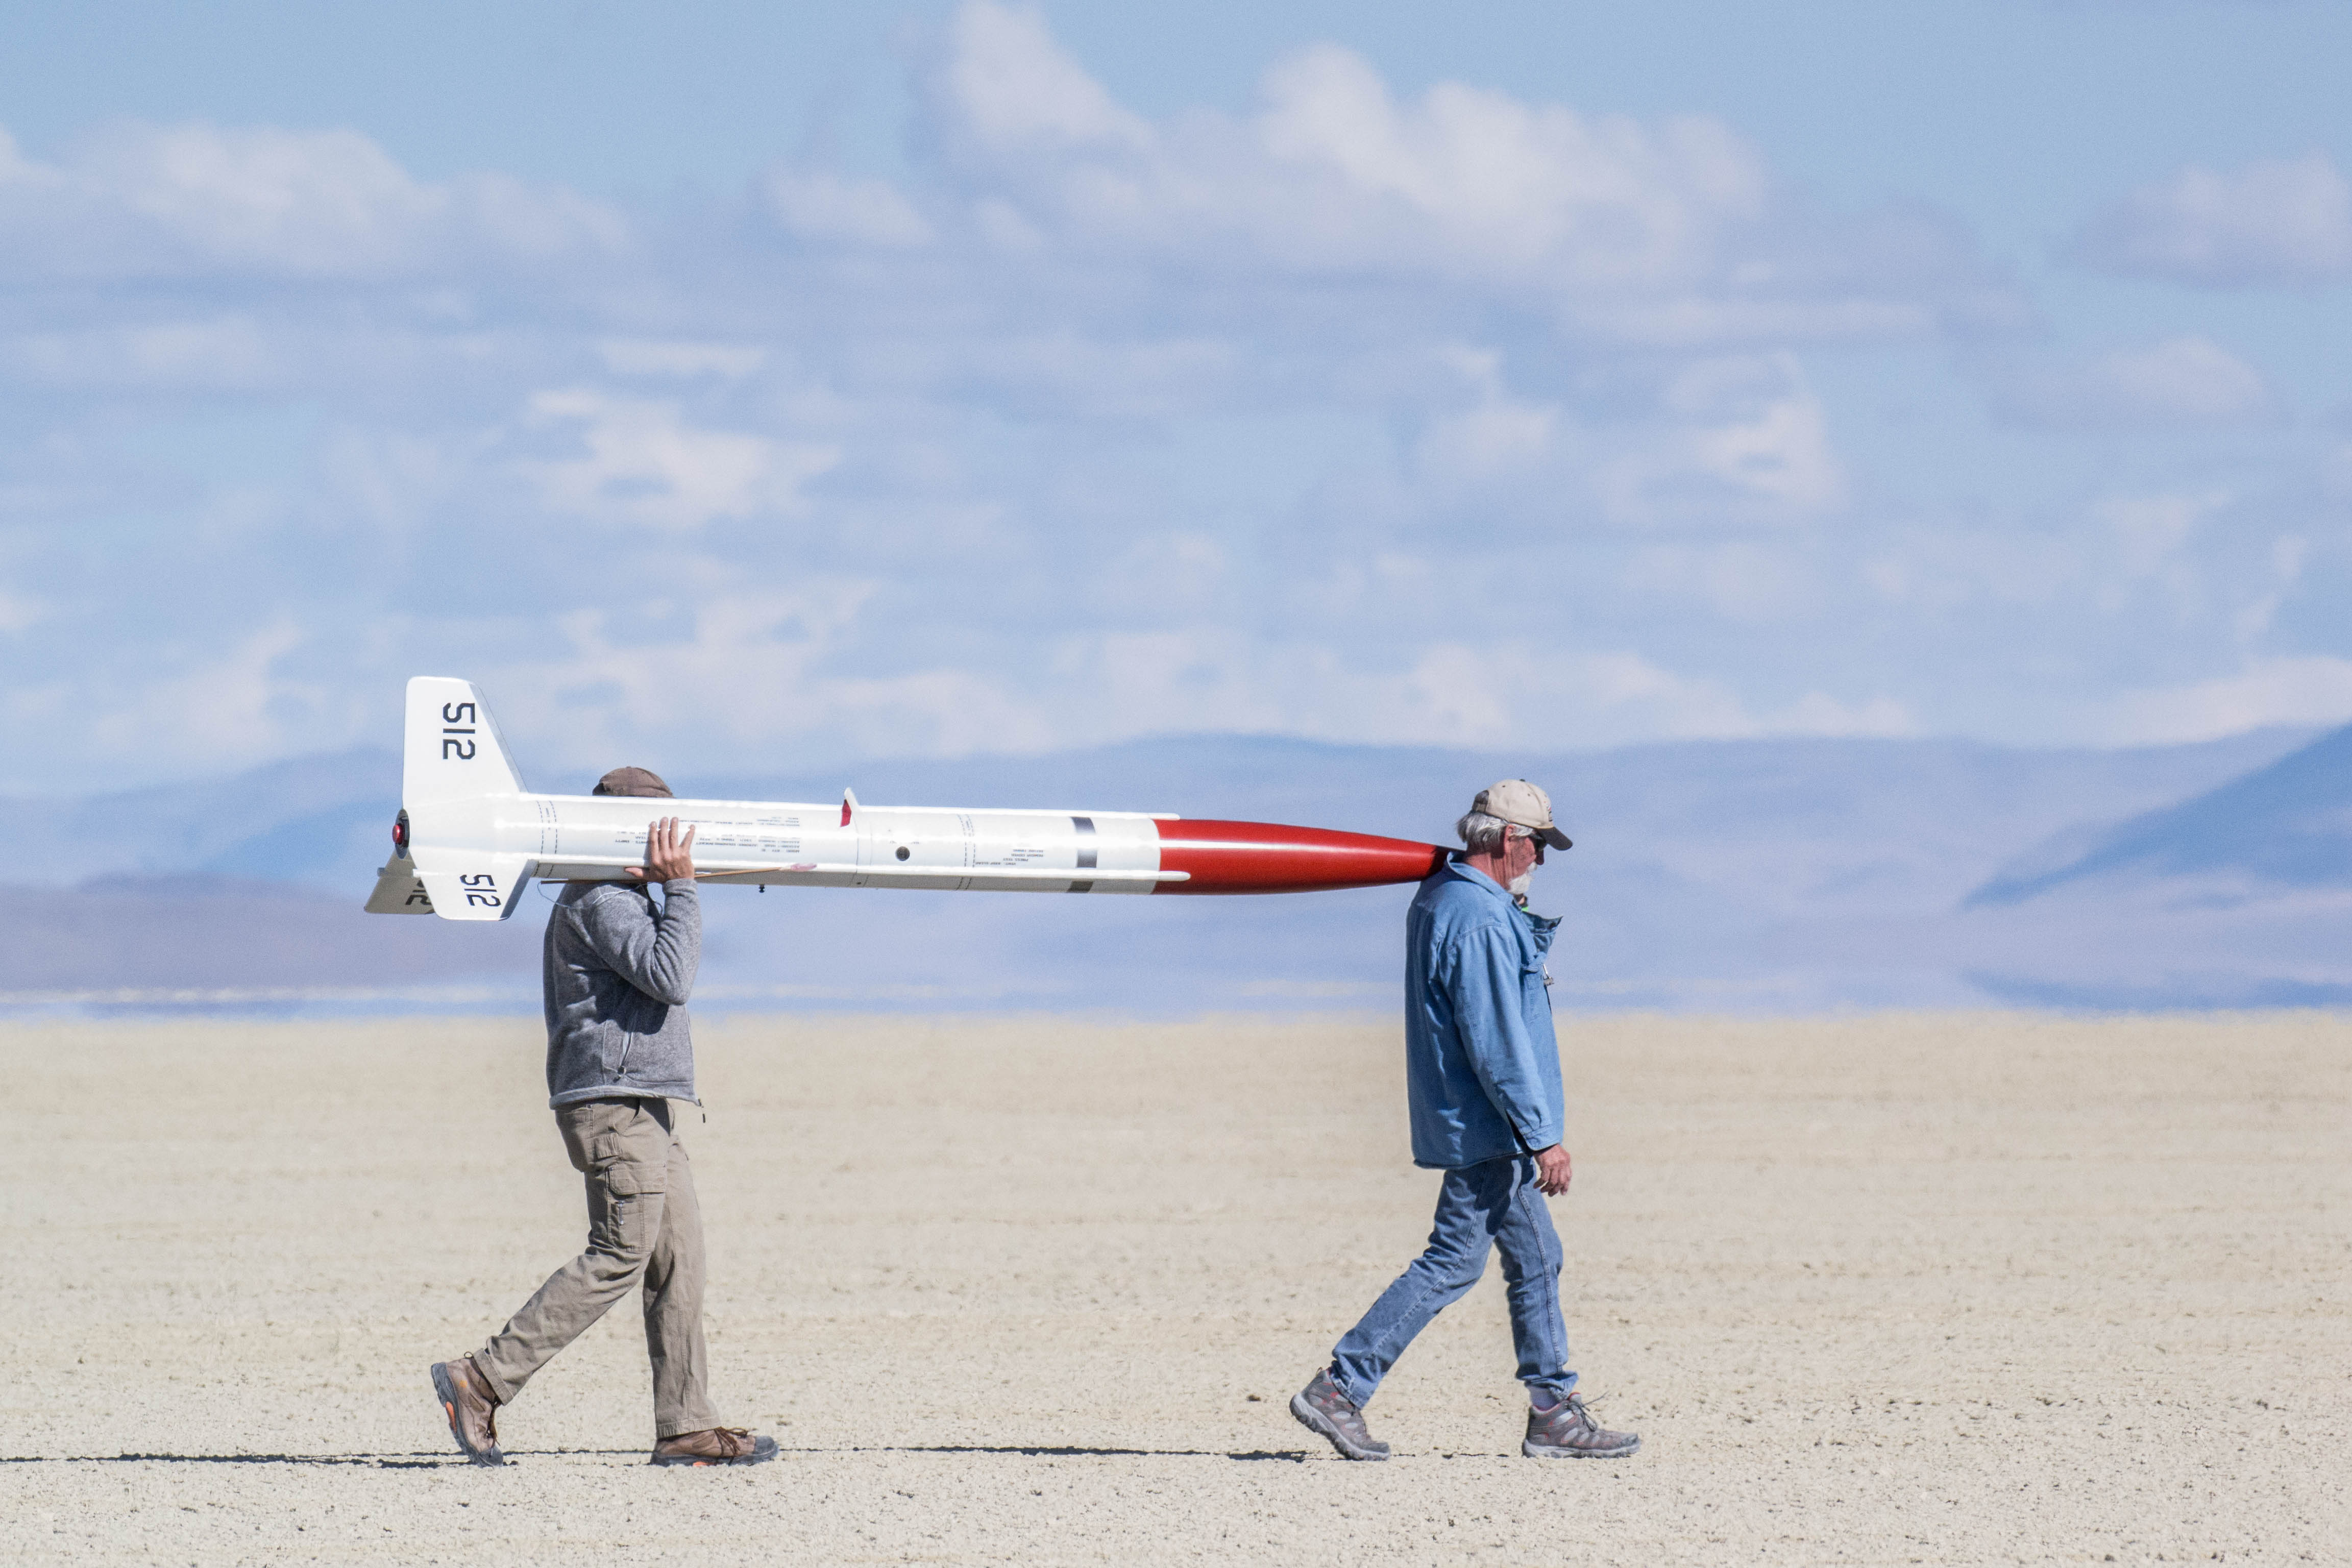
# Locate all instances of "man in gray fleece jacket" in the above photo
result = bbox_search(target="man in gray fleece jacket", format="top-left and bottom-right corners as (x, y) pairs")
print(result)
(431, 766), (776, 1468)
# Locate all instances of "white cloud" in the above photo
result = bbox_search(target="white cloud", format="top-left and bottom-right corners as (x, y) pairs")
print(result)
(1387, 348), (1847, 531)
(2098, 656), (2352, 743)
(92, 122), (440, 268)
(0, 584), (43, 634)
(43, 619), (346, 772)
(2094, 491), (2226, 578)
(8, 316), (284, 389)
(766, 168), (936, 248)
(0, 127), (50, 186)
(1682, 381), (1844, 510)
(2071, 153), (2352, 287)
(2233, 534), (2308, 643)
(1774, 692), (1916, 738)
(1244, 44), (1768, 287)
(1400, 344), (1558, 481)
(1560, 654), (1913, 740)
(1624, 542), (1818, 622)
(517, 390), (840, 529)
(939, 0), (1152, 156)
(1028, 629), (1912, 753)
(1593, 354), (1845, 522)
(489, 589), (1061, 765)
(1414, 394), (1559, 481)
(1545, 653), (1913, 742)
(913, 3), (2006, 347)
(1989, 335), (2276, 428)
(1562, 651), (1759, 740)
(1100, 531), (1230, 611)
(0, 120), (623, 281)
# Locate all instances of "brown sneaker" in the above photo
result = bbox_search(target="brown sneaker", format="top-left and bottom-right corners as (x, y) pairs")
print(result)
(650, 1427), (780, 1467)
(1289, 1368), (1389, 1460)
(1523, 1391), (1640, 1458)
(429, 1357), (506, 1467)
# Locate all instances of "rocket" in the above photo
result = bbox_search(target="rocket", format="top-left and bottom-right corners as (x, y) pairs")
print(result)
(369, 677), (1449, 920)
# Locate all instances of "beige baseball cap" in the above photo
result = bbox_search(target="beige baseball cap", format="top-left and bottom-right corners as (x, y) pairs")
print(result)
(1474, 779), (1573, 850)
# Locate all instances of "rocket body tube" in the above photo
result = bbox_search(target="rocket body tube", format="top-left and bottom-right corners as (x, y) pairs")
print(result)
(375, 676), (1453, 919)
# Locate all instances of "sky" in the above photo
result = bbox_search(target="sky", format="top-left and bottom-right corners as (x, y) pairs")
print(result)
(3, 0), (2348, 793)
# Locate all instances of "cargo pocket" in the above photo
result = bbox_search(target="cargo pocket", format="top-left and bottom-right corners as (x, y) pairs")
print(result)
(586, 1100), (670, 1168)
(601, 1159), (666, 1198)
(588, 1155), (668, 1258)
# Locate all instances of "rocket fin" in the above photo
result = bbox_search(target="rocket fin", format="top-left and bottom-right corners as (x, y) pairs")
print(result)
(401, 677), (537, 920)
(364, 857), (435, 914)
(415, 853), (538, 922)
(404, 676), (528, 807)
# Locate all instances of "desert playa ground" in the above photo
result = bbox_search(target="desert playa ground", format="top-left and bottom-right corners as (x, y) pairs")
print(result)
(2, 1011), (2345, 1565)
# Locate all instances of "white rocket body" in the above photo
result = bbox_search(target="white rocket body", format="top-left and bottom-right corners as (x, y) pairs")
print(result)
(370, 676), (1180, 920)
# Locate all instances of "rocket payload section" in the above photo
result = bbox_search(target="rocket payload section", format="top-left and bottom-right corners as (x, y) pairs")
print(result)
(370, 677), (1450, 920)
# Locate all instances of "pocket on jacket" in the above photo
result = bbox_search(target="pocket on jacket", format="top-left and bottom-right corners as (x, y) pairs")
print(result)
(599, 1028), (634, 1079)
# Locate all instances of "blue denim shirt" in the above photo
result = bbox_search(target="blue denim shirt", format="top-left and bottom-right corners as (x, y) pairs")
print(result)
(1404, 857), (1565, 1169)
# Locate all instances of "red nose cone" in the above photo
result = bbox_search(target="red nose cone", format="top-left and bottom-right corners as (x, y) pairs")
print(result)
(1150, 819), (1449, 894)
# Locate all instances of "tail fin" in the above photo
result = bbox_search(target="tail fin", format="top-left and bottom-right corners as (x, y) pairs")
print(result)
(405, 676), (528, 805)
(400, 676), (535, 922)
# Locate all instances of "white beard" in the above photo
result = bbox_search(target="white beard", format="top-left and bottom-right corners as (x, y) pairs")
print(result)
(1508, 872), (1532, 898)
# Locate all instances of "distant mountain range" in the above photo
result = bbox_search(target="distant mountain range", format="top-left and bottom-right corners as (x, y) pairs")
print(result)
(1970, 723), (2352, 904)
(2, 722), (2343, 1013)
(1948, 721), (2352, 1008)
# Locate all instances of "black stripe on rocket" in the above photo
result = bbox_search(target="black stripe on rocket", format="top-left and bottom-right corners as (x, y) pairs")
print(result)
(1069, 815), (1095, 892)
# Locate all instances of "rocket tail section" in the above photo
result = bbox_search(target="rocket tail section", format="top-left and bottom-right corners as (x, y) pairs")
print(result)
(400, 676), (536, 920)
(404, 675), (528, 804)
(365, 856), (435, 914)
(414, 853), (537, 921)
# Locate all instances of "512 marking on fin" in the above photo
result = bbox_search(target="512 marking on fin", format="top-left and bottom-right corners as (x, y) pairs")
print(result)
(442, 701), (478, 760)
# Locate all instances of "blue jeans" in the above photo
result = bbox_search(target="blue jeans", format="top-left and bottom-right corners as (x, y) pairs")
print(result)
(1328, 1154), (1574, 1408)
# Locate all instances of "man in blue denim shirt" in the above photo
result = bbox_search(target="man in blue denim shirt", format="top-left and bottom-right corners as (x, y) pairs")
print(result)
(1291, 780), (1640, 1461)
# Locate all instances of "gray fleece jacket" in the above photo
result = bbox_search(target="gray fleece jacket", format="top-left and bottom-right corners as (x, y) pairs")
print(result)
(542, 879), (701, 1108)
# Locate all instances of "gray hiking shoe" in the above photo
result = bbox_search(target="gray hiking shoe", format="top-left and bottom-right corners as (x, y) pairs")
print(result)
(429, 1357), (506, 1467)
(650, 1427), (779, 1467)
(1290, 1368), (1389, 1460)
(1523, 1391), (1640, 1458)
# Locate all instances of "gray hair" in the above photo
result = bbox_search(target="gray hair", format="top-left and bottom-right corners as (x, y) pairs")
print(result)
(1456, 810), (1515, 854)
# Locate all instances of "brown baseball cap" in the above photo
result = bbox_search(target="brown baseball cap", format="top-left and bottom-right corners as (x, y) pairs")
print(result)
(1473, 779), (1572, 850)
(594, 766), (674, 798)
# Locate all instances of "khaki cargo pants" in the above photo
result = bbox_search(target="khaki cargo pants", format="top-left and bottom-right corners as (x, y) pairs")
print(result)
(475, 1097), (721, 1439)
